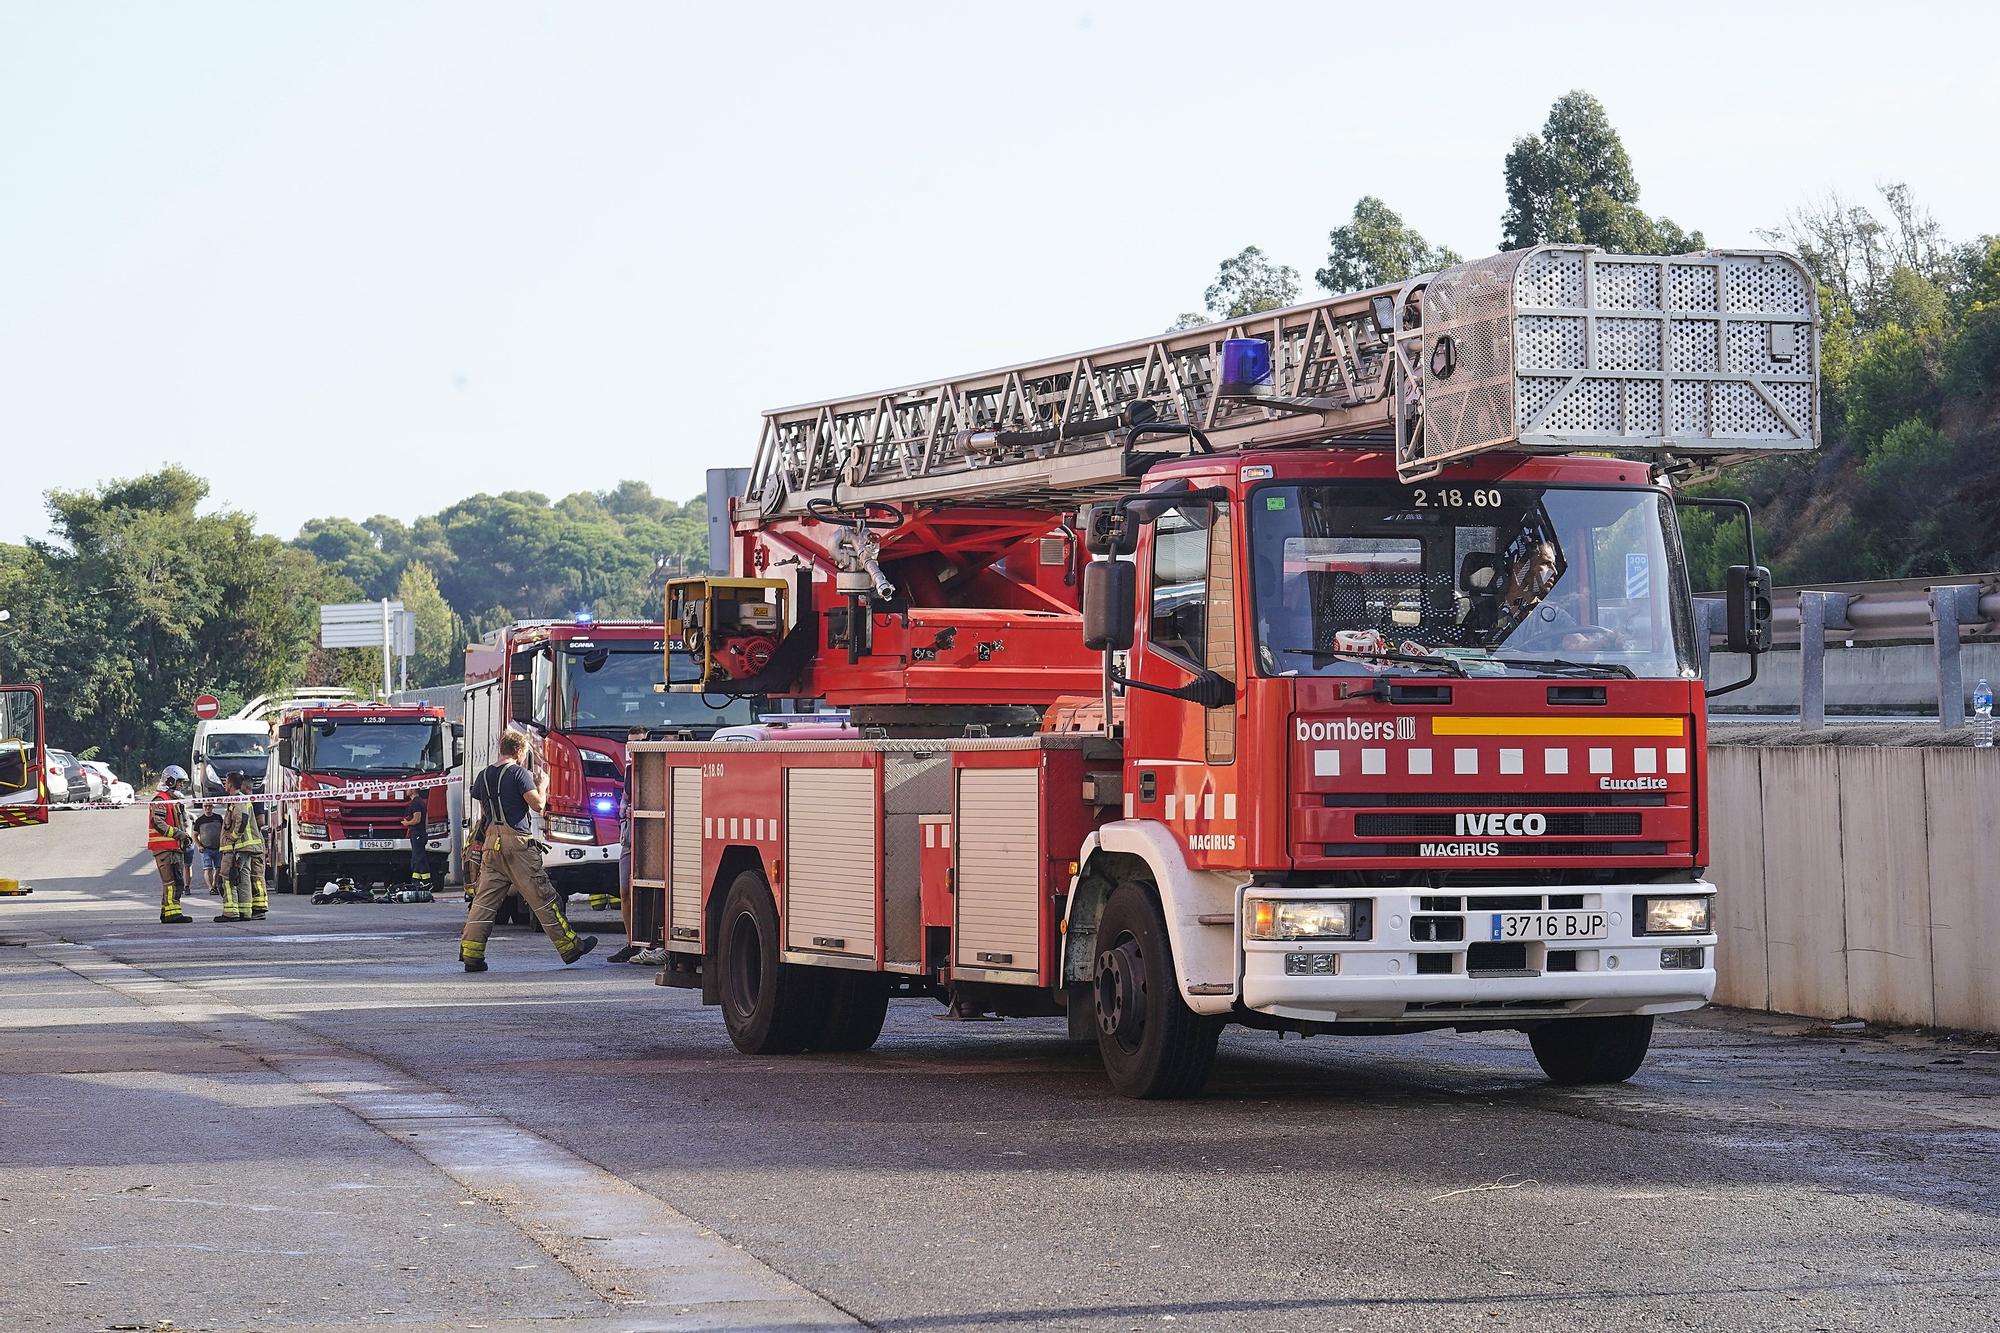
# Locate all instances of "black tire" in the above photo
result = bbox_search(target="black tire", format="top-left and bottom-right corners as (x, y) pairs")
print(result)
(1529, 1015), (1654, 1085)
(716, 870), (824, 1055)
(1091, 882), (1222, 1098)
(810, 971), (890, 1052)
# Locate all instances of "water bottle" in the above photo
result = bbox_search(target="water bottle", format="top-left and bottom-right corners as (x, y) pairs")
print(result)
(1975, 678), (1995, 749)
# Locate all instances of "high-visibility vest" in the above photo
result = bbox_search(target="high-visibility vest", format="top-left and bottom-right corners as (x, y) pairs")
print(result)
(146, 790), (184, 853)
(222, 800), (264, 853)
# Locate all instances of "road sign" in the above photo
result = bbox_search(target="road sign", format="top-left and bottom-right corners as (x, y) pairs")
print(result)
(320, 601), (406, 649)
(193, 694), (221, 720)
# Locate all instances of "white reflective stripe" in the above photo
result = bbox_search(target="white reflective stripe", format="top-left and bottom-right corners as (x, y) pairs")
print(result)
(923, 823), (935, 848)
(1407, 748), (1432, 775)
(1454, 748), (1478, 775)
(1222, 793), (1237, 820)
(1124, 793), (1134, 819)
(704, 817), (713, 838)
(1590, 748), (1614, 774)
(1360, 748), (1386, 775)
(1202, 793), (1215, 820)
(1544, 747), (1569, 775)
(1634, 748), (1658, 774)
(1666, 748), (1687, 774)
(1313, 750), (1340, 777)
(1164, 794), (1178, 820)
(1499, 748), (1524, 775)
(939, 824), (949, 849)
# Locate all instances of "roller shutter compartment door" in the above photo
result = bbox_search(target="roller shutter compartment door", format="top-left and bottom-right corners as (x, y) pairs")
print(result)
(954, 768), (1040, 974)
(784, 768), (878, 958)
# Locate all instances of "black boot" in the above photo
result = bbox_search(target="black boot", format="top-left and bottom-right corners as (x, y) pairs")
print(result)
(560, 935), (598, 965)
(463, 958), (488, 973)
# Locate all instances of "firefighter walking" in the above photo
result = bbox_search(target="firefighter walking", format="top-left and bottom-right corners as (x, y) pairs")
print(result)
(460, 731), (595, 971)
(218, 770), (267, 922)
(149, 766), (194, 924)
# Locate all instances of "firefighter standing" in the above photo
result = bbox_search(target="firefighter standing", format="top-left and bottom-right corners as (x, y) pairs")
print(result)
(148, 766), (193, 924)
(401, 789), (432, 890)
(218, 771), (267, 922)
(459, 731), (595, 972)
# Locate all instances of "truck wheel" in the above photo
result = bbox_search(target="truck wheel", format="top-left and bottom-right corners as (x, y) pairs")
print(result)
(810, 972), (890, 1052)
(1529, 1015), (1654, 1085)
(717, 870), (823, 1055)
(1092, 882), (1221, 1099)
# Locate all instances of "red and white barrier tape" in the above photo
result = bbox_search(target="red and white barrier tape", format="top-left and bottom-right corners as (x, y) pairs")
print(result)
(24, 772), (460, 812)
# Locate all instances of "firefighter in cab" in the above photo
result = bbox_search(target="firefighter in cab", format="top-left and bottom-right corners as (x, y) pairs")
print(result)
(148, 766), (194, 924)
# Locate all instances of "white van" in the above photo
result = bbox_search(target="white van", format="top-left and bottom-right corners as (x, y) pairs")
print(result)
(192, 719), (272, 798)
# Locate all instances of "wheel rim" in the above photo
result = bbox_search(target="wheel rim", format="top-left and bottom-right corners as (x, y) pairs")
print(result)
(725, 907), (762, 1020)
(1095, 932), (1146, 1052)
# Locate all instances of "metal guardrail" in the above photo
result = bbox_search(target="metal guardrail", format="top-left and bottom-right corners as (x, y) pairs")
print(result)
(1698, 573), (2000, 729)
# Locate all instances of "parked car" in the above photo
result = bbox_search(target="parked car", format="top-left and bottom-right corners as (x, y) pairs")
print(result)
(43, 755), (68, 803)
(48, 750), (97, 803)
(80, 760), (134, 805)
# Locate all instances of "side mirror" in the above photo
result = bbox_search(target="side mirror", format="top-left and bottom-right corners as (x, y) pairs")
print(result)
(276, 725), (294, 770)
(1725, 564), (1773, 655)
(450, 722), (465, 767)
(1082, 559), (1136, 651)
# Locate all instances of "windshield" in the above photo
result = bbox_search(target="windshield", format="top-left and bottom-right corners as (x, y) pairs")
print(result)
(304, 721), (445, 775)
(1250, 483), (1693, 679)
(556, 645), (755, 731)
(207, 733), (270, 761)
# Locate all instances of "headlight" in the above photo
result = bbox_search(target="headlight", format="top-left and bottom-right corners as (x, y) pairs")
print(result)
(1246, 899), (1360, 941)
(1639, 895), (1712, 935)
(547, 815), (594, 842)
(299, 822), (327, 839)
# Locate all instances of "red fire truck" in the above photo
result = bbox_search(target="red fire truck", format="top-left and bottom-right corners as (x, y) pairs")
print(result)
(0, 684), (47, 830)
(629, 245), (1810, 1096)
(463, 618), (755, 909)
(267, 700), (458, 893)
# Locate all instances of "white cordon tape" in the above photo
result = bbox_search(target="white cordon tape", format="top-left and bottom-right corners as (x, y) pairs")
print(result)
(30, 772), (461, 812)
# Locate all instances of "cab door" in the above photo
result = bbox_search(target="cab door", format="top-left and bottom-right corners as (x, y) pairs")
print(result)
(1126, 499), (1240, 860)
(0, 685), (48, 829)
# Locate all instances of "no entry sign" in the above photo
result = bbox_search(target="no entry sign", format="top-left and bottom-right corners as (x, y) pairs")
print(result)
(193, 694), (221, 720)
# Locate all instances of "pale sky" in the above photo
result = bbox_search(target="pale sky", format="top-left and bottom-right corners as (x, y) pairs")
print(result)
(3, 1), (1995, 545)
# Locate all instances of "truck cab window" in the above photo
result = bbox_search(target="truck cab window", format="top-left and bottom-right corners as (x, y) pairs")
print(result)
(1149, 505), (1211, 668)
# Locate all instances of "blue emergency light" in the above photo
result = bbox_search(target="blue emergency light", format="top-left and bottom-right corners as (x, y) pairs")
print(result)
(574, 609), (595, 626)
(592, 796), (617, 815)
(1219, 338), (1274, 399)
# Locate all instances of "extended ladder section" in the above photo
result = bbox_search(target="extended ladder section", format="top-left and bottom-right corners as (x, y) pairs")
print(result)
(743, 245), (1819, 519)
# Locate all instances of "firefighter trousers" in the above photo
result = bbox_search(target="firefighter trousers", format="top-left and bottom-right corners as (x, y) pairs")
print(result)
(461, 827), (579, 962)
(223, 850), (266, 918)
(154, 850), (190, 921)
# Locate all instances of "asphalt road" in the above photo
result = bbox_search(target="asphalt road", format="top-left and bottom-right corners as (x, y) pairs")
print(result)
(3, 806), (1997, 1332)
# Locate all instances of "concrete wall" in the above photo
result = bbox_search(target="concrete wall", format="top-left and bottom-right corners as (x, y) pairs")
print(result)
(1709, 746), (2000, 1031)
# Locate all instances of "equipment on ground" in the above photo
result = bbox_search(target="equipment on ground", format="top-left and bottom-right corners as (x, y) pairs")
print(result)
(629, 245), (1818, 1096)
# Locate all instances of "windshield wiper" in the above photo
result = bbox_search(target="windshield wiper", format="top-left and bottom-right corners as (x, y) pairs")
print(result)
(1494, 656), (1635, 679)
(1275, 645), (1468, 678)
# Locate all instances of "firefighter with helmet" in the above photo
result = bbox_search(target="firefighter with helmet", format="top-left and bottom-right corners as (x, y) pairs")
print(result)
(148, 766), (194, 924)
(218, 770), (268, 922)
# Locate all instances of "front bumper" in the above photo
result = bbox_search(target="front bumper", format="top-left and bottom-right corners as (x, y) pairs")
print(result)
(542, 839), (622, 870)
(300, 836), (451, 856)
(1237, 881), (1716, 1024)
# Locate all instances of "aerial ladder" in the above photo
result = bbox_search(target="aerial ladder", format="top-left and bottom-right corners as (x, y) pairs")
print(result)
(669, 245), (1816, 724)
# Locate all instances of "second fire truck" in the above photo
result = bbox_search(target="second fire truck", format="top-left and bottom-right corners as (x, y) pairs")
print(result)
(630, 245), (1811, 1096)
(462, 618), (755, 910)
(266, 699), (458, 893)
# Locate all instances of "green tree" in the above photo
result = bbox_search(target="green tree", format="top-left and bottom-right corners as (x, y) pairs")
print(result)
(1174, 246), (1300, 328)
(0, 467), (352, 774)
(1844, 324), (1937, 447)
(397, 561), (466, 688)
(1500, 91), (1700, 253)
(1314, 197), (1461, 293)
